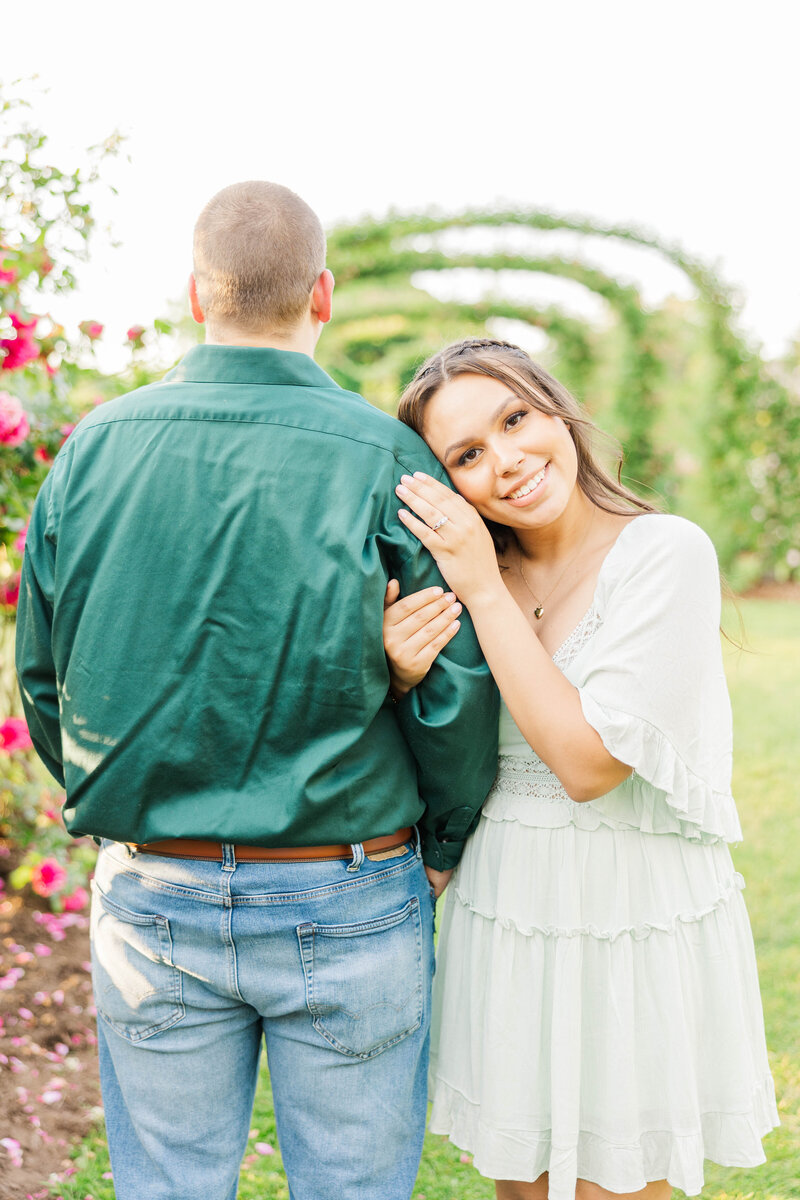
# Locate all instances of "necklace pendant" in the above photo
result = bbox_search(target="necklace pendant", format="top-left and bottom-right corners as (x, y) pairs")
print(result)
(534, 605), (544, 620)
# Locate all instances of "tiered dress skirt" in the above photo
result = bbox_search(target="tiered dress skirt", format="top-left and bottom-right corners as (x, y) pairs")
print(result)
(428, 753), (779, 1199)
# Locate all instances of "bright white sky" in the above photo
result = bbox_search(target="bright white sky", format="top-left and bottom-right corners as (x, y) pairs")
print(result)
(5, 0), (799, 369)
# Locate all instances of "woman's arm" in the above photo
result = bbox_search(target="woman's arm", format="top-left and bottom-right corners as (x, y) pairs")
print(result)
(395, 473), (631, 802)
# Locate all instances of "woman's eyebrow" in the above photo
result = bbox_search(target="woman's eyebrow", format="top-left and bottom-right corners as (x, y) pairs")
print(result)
(443, 394), (519, 461)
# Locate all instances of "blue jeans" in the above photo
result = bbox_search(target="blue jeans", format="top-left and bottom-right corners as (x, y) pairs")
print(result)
(90, 837), (435, 1200)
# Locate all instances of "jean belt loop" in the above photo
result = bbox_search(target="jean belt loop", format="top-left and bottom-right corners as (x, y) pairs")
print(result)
(221, 843), (236, 872)
(412, 824), (423, 859)
(347, 842), (365, 872)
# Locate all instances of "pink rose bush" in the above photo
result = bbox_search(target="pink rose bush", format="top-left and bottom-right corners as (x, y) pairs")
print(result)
(0, 312), (39, 372)
(0, 717), (33, 753)
(0, 390), (30, 446)
(1, 87), (177, 913)
(0, 716), (95, 912)
(30, 858), (68, 898)
(0, 571), (20, 609)
(79, 320), (104, 340)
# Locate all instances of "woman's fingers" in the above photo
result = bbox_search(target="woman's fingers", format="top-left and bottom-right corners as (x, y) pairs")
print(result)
(397, 506), (440, 550)
(384, 585), (448, 624)
(395, 481), (447, 532)
(388, 590), (458, 634)
(401, 601), (462, 656)
(384, 579), (401, 609)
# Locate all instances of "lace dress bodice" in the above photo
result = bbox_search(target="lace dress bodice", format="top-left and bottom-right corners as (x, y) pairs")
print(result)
(491, 609), (604, 825)
(494, 607), (603, 808)
(484, 516), (741, 843)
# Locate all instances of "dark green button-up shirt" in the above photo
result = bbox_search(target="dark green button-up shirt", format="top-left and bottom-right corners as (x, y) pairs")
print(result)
(16, 345), (498, 869)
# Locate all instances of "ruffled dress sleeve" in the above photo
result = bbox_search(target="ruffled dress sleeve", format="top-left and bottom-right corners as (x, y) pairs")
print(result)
(565, 514), (742, 843)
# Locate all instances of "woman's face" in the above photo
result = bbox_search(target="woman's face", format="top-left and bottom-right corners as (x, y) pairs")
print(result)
(421, 373), (579, 531)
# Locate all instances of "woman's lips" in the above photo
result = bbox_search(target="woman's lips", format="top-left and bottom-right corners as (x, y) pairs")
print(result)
(503, 462), (549, 507)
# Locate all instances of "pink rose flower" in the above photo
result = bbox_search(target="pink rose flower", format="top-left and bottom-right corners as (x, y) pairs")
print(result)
(14, 521), (28, 555)
(0, 265), (18, 285)
(34, 445), (53, 465)
(0, 391), (31, 446)
(30, 859), (68, 898)
(0, 313), (39, 372)
(79, 320), (104, 340)
(0, 573), (21, 609)
(62, 887), (89, 912)
(0, 717), (33, 754)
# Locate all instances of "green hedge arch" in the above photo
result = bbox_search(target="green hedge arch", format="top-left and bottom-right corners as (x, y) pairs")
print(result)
(320, 209), (798, 582)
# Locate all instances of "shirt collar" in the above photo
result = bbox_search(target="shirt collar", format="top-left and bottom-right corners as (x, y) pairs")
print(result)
(164, 344), (341, 390)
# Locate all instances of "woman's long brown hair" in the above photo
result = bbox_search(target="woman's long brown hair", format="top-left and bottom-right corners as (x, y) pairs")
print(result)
(397, 337), (658, 548)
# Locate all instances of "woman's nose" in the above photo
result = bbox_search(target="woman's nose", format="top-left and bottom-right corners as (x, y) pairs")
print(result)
(495, 445), (525, 475)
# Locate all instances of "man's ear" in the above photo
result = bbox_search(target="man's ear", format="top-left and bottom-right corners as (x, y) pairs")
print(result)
(310, 268), (334, 325)
(188, 274), (205, 324)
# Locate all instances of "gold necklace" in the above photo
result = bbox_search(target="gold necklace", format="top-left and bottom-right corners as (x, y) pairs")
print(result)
(517, 510), (596, 620)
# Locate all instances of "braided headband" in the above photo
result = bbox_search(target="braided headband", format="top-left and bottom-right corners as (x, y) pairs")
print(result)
(415, 337), (529, 381)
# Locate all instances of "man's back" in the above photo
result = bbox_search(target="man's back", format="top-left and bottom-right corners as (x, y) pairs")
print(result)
(18, 344), (498, 856)
(15, 180), (499, 1200)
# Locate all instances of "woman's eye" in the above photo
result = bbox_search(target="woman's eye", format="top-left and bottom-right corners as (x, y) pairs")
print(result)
(506, 411), (526, 429)
(458, 447), (481, 467)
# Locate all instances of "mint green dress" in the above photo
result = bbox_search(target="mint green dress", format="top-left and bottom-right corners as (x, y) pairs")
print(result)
(428, 515), (778, 1199)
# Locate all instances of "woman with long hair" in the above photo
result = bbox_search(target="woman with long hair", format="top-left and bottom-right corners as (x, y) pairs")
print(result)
(383, 338), (778, 1200)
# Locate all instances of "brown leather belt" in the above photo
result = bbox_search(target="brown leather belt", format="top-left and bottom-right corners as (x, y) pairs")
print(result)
(128, 828), (414, 862)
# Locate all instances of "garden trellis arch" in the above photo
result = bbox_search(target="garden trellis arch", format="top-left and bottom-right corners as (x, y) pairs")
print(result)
(321, 209), (798, 579)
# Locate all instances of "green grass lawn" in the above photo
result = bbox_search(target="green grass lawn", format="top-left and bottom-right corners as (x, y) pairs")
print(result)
(56, 598), (799, 1200)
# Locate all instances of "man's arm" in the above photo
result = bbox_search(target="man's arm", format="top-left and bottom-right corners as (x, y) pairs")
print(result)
(387, 461), (499, 871)
(15, 473), (64, 785)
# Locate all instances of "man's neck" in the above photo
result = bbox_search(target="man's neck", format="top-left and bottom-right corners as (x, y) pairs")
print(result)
(204, 323), (319, 359)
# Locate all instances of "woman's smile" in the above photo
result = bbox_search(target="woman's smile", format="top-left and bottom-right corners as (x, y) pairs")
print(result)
(502, 462), (550, 506)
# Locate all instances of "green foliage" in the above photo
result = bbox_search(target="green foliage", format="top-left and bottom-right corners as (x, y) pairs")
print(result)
(322, 209), (799, 581)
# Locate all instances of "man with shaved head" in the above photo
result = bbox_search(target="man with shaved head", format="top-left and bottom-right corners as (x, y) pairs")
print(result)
(16, 181), (498, 1199)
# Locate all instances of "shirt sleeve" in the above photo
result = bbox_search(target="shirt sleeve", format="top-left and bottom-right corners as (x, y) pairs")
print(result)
(387, 459), (500, 870)
(573, 516), (741, 842)
(15, 467), (65, 786)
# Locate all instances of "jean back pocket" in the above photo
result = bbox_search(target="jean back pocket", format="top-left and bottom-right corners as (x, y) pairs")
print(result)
(90, 881), (185, 1043)
(297, 896), (424, 1060)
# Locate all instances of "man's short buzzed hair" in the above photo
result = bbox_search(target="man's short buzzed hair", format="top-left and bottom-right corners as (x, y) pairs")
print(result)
(193, 181), (326, 334)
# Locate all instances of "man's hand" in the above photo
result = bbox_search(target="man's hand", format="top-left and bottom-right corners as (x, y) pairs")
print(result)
(425, 865), (453, 899)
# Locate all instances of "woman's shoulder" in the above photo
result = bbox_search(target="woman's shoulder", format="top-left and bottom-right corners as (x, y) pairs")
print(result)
(597, 512), (720, 603)
(618, 512), (717, 560)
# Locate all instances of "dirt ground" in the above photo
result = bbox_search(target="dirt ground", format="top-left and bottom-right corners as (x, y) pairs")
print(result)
(0, 848), (101, 1200)
(742, 579), (800, 601)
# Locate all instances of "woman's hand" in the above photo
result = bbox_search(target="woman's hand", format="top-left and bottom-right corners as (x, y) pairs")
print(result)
(395, 473), (501, 605)
(383, 580), (462, 697)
